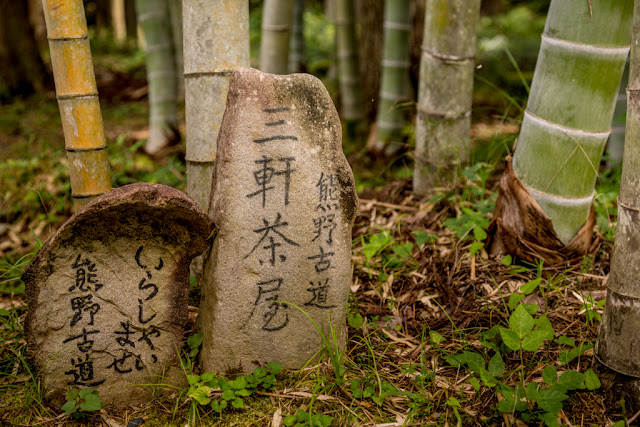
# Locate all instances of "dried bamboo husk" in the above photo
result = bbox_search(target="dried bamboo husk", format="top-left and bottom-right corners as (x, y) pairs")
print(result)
(487, 156), (597, 266)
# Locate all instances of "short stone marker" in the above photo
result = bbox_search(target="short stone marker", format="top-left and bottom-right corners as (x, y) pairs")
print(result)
(24, 183), (212, 407)
(198, 67), (358, 373)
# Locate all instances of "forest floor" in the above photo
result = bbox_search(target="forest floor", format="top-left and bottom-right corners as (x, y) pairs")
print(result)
(0, 54), (631, 427)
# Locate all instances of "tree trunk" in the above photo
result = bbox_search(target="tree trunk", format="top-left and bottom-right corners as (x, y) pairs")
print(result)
(260, 0), (294, 75)
(0, 0), (47, 101)
(373, 0), (412, 156)
(288, 0), (305, 73)
(41, 0), (111, 209)
(413, 0), (480, 193)
(489, 0), (633, 261)
(596, 0), (640, 378)
(335, 0), (363, 122)
(184, 0), (250, 211)
(136, 0), (179, 155)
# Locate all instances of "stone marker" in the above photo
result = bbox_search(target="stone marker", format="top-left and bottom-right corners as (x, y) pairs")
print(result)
(24, 183), (212, 407)
(198, 67), (358, 373)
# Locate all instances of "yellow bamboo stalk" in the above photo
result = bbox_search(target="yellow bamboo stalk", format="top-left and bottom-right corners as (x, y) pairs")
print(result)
(43, 0), (111, 210)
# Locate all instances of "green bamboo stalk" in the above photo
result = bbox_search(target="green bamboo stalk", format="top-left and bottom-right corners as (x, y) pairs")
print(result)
(596, 0), (640, 378)
(184, 0), (250, 210)
(261, 0), (294, 75)
(168, 0), (184, 102)
(334, 0), (363, 121)
(288, 0), (305, 73)
(509, 0), (632, 244)
(136, 0), (179, 155)
(374, 0), (411, 156)
(42, 0), (111, 210)
(413, 0), (480, 193)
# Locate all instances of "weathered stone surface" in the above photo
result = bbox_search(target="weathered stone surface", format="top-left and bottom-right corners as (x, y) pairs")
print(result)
(24, 183), (212, 407)
(198, 67), (358, 373)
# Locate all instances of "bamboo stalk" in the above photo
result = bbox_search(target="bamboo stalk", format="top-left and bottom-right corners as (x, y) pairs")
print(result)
(596, 0), (640, 378)
(374, 0), (411, 156)
(136, 0), (179, 155)
(413, 0), (480, 194)
(260, 0), (294, 75)
(184, 0), (250, 210)
(607, 60), (629, 166)
(334, 0), (363, 121)
(288, 0), (305, 74)
(509, 0), (633, 244)
(168, 0), (184, 102)
(42, 0), (111, 210)
(112, 0), (127, 42)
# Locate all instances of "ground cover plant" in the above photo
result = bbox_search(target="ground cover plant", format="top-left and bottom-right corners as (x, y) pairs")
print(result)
(0, 3), (636, 426)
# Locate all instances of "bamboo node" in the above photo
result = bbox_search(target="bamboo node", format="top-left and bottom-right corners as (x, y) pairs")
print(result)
(421, 46), (475, 63)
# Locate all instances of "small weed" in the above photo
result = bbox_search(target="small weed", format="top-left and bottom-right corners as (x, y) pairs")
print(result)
(61, 388), (104, 418)
(187, 362), (283, 415)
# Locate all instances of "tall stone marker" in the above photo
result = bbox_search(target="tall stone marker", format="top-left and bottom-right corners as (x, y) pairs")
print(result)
(199, 67), (358, 374)
(24, 183), (212, 407)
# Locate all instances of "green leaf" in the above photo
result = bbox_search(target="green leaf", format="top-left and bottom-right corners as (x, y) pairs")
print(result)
(525, 382), (542, 402)
(348, 313), (364, 329)
(61, 400), (78, 416)
(188, 385), (212, 406)
(535, 316), (555, 339)
(470, 241), (484, 256)
(267, 361), (283, 375)
(461, 351), (485, 374)
(65, 388), (79, 402)
(253, 367), (267, 379)
(78, 388), (94, 399)
(521, 278), (542, 295)
(79, 393), (104, 412)
(523, 304), (539, 315)
(447, 396), (461, 407)
(283, 414), (298, 426)
(210, 400), (223, 413)
(509, 305), (535, 339)
(539, 411), (560, 427)
(201, 372), (216, 383)
(221, 389), (236, 401)
(488, 352), (505, 377)
(501, 255), (512, 265)
(429, 330), (445, 345)
(499, 327), (521, 351)
(610, 421), (627, 427)
(469, 376), (480, 391)
(187, 374), (201, 385)
(585, 369), (601, 390)
(479, 368), (499, 387)
(232, 376), (247, 390)
(542, 365), (558, 386)
(557, 370), (585, 391)
(393, 242), (413, 259)
(559, 344), (593, 364)
(235, 388), (252, 397)
(0, 308), (10, 316)
(187, 333), (203, 350)
(508, 293), (525, 310)
(413, 230), (438, 247)
(555, 336), (575, 347)
(522, 329), (548, 352)
(231, 398), (244, 409)
(473, 226), (487, 241)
